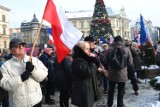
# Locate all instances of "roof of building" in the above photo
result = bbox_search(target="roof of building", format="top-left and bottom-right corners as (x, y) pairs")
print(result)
(65, 7), (119, 19)
(0, 5), (11, 11)
(31, 13), (39, 22)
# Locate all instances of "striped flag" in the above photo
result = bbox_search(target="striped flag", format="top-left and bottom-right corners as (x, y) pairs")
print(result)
(140, 14), (147, 45)
(46, 28), (54, 45)
(43, 0), (82, 62)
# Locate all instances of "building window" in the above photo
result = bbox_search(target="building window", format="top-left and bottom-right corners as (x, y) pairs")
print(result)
(72, 21), (76, 27)
(79, 21), (84, 28)
(116, 20), (119, 27)
(4, 41), (7, 48)
(111, 20), (115, 27)
(87, 21), (91, 28)
(3, 27), (6, 35)
(2, 15), (6, 22)
(116, 30), (120, 35)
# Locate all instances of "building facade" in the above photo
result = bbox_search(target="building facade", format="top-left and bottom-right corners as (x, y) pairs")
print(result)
(65, 7), (131, 39)
(20, 14), (48, 48)
(9, 28), (21, 40)
(132, 18), (159, 43)
(0, 5), (10, 49)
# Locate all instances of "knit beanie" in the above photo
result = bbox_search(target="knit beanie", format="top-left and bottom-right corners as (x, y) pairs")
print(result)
(114, 35), (123, 45)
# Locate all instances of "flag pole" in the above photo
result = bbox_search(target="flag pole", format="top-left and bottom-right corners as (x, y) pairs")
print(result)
(29, 20), (43, 61)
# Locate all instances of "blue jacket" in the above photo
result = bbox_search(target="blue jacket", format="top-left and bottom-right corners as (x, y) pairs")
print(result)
(39, 52), (56, 82)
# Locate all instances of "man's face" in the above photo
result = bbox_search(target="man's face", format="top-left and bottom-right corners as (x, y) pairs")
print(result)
(10, 44), (26, 59)
(90, 41), (95, 49)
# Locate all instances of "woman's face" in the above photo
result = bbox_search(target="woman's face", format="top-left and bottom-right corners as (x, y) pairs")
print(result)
(83, 44), (90, 56)
(103, 46), (108, 51)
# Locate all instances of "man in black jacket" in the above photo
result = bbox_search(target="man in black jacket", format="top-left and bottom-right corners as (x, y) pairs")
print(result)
(39, 47), (56, 105)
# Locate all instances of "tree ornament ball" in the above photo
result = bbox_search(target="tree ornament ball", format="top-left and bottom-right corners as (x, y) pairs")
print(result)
(102, 28), (105, 32)
(95, 24), (98, 28)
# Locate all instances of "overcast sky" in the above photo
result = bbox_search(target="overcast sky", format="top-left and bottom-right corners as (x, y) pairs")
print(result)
(1, 0), (160, 28)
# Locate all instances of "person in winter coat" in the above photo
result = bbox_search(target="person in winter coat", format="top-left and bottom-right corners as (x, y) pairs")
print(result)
(54, 53), (72, 107)
(71, 41), (100, 107)
(99, 43), (109, 94)
(0, 58), (9, 107)
(0, 38), (48, 107)
(39, 47), (56, 105)
(104, 36), (133, 107)
(84, 36), (101, 99)
(125, 41), (139, 95)
(131, 42), (142, 83)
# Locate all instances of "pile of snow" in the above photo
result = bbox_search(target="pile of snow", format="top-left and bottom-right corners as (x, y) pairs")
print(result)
(148, 65), (160, 70)
(142, 65), (159, 70)
(145, 101), (160, 107)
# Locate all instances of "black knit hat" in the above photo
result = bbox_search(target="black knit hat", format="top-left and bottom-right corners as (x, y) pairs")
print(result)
(84, 36), (94, 42)
(114, 35), (123, 45)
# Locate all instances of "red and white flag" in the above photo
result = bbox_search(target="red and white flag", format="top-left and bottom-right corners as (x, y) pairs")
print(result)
(43, 0), (82, 63)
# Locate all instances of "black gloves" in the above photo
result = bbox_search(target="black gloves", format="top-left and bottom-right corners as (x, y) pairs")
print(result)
(0, 72), (3, 80)
(21, 61), (34, 82)
(89, 57), (100, 68)
(26, 61), (34, 72)
(21, 71), (30, 82)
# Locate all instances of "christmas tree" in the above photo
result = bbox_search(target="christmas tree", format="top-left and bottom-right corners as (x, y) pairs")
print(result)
(90, 0), (113, 40)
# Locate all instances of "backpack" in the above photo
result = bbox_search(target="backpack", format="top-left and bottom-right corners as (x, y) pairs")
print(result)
(110, 47), (127, 70)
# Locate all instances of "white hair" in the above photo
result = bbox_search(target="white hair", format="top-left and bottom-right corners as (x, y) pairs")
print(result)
(77, 41), (90, 50)
(132, 42), (138, 48)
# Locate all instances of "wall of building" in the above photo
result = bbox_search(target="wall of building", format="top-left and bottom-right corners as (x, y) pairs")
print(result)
(0, 5), (10, 49)
(65, 7), (131, 40)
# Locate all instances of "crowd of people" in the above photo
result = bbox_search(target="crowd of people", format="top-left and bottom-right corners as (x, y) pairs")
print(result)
(0, 35), (159, 107)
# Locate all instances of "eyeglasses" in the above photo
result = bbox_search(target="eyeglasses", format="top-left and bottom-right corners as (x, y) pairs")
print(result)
(14, 44), (25, 49)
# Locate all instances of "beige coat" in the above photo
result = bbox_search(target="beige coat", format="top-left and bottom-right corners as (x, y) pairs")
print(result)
(105, 45), (133, 82)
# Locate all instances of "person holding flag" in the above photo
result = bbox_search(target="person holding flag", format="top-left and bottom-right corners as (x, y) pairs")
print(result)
(0, 38), (48, 107)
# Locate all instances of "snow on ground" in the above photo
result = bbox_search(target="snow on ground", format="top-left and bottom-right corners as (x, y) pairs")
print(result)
(43, 79), (160, 107)
(94, 79), (160, 107)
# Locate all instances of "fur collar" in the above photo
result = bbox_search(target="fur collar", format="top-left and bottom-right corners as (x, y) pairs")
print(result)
(73, 45), (90, 62)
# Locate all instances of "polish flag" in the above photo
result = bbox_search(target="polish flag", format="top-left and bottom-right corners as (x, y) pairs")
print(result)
(46, 28), (54, 45)
(43, 0), (82, 63)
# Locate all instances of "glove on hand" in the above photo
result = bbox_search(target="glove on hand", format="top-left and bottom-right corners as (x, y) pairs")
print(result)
(26, 61), (34, 72)
(89, 57), (100, 68)
(0, 71), (3, 80)
(21, 71), (30, 82)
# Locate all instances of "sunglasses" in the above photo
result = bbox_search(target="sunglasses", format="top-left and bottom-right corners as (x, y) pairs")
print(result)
(14, 44), (25, 49)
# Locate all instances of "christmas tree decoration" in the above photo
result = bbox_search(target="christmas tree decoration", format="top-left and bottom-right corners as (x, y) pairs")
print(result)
(143, 42), (156, 67)
(90, 0), (113, 39)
